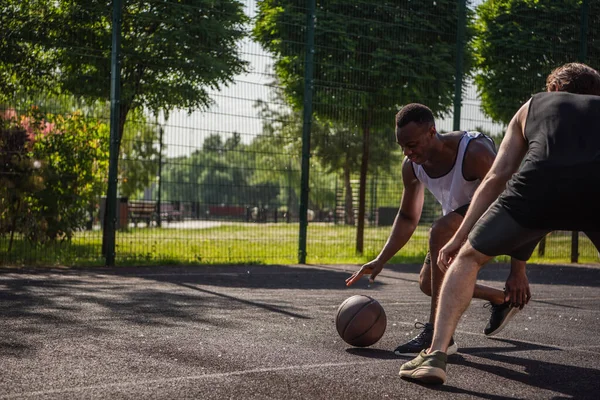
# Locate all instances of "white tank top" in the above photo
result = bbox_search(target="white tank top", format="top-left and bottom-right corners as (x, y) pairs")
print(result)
(412, 131), (493, 216)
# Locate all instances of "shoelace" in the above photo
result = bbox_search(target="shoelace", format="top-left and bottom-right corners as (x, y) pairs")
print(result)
(483, 301), (504, 313)
(408, 321), (433, 345)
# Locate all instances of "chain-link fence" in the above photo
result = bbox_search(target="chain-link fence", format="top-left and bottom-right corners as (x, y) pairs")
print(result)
(1, 0), (599, 266)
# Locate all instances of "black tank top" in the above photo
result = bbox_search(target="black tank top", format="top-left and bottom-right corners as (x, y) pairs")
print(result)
(498, 92), (600, 231)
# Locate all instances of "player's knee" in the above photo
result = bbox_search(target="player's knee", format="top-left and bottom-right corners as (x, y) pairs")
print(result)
(455, 242), (487, 271)
(429, 220), (451, 251)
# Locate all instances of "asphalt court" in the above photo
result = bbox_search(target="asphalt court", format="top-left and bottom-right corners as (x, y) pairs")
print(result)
(1, 262), (600, 399)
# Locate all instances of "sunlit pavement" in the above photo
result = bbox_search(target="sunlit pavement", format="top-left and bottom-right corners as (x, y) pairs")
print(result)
(1, 262), (599, 399)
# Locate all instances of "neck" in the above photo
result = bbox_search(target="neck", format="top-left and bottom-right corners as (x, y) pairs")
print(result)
(423, 133), (449, 166)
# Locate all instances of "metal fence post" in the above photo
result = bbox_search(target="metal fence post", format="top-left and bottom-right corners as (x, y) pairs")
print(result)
(298, 0), (316, 264)
(103, 0), (123, 266)
(156, 125), (164, 227)
(570, 0), (590, 263)
(571, 231), (579, 263)
(453, 0), (467, 131)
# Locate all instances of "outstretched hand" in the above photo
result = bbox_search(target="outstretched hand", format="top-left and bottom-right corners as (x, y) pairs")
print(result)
(345, 259), (384, 287)
(437, 236), (463, 272)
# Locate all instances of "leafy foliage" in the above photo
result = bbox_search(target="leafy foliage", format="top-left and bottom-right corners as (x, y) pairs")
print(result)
(254, 0), (472, 246)
(0, 120), (41, 251)
(1, 0), (249, 151)
(0, 107), (109, 245)
(161, 133), (282, 212)
(254, 0), (474, 124)
(118, 111), (162, 199)
(473, 0), (599, 124)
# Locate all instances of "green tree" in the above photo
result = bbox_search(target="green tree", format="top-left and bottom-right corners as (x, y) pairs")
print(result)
(254, 0), (472, 252)
(0, 121), (42, 252)
(1, 0), (248, 150)
(0, 107), (109, 246)
(473, 0), (598, 124)
(254, 83), (399, 226)
(118, 111), (162, 199)
(161, 133), (282, 215)
(30, 110), (110, 242)
(7, 93), (161, 201)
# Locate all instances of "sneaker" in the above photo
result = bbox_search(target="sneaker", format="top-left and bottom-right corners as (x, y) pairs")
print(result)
(484, 301), (519, 336)
(394, 322), (458, 356)
(399, 350), (447, 384)
(394, 322), (433, 355)
(446, 337), (458, 356)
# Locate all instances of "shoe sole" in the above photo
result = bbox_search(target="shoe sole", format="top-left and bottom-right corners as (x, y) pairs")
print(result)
(485, 307), (520, 337)
(395, 349), (420, 356)
(446, 342), (458, 356)
(399, 366), (446, 384)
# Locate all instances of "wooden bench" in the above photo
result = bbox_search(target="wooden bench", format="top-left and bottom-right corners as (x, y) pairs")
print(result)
(128, 200), (157, 227)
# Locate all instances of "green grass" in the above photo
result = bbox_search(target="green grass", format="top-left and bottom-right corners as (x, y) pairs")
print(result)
(1, 223), (598, 267)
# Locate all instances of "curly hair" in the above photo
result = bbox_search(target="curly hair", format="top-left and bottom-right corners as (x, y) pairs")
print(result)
(395, 103), (435, 129)
(546, 63), (600, 95)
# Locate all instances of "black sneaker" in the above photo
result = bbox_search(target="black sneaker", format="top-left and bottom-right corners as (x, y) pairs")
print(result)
(484, 301), (519, 336)
(394, 322), (458, 356)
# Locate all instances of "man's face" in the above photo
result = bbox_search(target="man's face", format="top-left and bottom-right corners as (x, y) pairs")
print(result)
(396, 121), (435, 164)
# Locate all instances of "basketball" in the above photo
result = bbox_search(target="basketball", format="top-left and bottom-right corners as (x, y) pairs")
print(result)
(335, 295), (387, 347)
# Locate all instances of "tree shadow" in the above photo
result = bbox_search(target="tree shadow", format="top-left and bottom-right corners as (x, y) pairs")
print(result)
(475, 262), (600, 288)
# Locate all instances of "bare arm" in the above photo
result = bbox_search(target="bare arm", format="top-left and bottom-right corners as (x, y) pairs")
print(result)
(375, 158), (425, 263)
(346, 158), (424, 285)
(438, 100), (531, 268)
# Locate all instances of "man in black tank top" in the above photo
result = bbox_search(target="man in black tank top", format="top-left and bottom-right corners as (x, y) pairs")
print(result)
(401, 63), (600, 384)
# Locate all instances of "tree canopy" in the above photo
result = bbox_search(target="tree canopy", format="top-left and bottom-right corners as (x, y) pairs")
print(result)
(1, 0), (249, 145)
(473, 0), (599, 124)
(254, 0), (473, 125)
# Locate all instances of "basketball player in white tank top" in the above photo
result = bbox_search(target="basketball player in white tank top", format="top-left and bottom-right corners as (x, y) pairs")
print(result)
(346, 104), (528, 356)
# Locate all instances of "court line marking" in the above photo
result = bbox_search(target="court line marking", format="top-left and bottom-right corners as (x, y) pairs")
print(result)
(0, 360), (393, 399)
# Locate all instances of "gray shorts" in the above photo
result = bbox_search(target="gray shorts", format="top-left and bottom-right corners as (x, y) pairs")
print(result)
(468, 201), (550, 261)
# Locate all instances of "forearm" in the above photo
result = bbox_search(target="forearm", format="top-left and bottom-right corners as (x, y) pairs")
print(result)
(509, 258), (527, 276)
(376, 213), (417, 264)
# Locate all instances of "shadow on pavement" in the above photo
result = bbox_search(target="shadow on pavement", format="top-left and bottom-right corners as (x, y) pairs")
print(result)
(437, 351), (600, 399)
(345, 347), (398, 360)
(458, 338), (561, 354)
(1, 263), (599, 364)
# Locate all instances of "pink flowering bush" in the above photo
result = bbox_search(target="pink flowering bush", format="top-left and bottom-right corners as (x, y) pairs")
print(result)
(1, 107), (109, 246)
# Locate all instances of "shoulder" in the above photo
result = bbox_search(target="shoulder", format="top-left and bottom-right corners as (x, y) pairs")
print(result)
(462, 134), (497, 180)
(465, 133), (496, 155)
(440, 131), (466, 146)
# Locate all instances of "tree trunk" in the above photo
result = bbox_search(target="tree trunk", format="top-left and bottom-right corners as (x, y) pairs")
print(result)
(101, 102), (131, 255)
(7, 199), (20, 253)
(356, 110), (372, 254)
(343, 161), (355, 226)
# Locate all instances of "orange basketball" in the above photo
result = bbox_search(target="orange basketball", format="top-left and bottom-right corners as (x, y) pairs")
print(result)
(335, 295), (387, 347)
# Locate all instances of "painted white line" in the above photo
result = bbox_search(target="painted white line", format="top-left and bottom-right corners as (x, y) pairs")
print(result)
(0, 360), (395, 399)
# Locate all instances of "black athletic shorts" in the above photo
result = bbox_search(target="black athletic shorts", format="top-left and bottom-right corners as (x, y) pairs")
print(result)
(468, 200), (550, 261)
(424, 203), (471, 265)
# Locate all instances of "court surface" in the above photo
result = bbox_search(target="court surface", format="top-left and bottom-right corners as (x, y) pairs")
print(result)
(1, 262), (599, 399)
